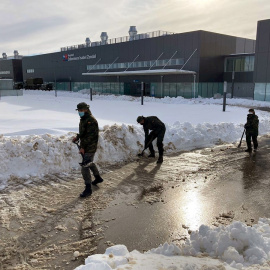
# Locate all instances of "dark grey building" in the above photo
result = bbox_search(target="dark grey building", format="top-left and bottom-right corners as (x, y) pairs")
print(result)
(0, 51), (23, 83)
(22, 28), (255, 98)
(253, 19), (270, 101)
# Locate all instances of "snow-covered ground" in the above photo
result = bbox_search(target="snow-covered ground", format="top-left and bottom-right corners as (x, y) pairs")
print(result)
(1, 90), (270, 270)
(0, 91), (270, 188)
(75, 218), (270, 270)
(1, 90), (270, 189)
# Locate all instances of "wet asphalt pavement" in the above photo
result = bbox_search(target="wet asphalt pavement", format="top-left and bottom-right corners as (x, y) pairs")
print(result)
(96, 135), (270, 253)
(1, 135), (270, 269)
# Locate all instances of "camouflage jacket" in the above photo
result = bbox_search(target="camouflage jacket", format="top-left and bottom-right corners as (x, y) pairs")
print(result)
(143, 116), (165, 140)
(77, 112), (99, 153)
(245, 114), (259, 136)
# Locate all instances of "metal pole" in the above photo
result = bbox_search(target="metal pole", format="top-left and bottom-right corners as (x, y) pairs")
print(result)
(141, 82), (144, 105)
(90, 82), (92, 101)
(54, 71), (57, 97)
(181, 48), (198, 70)
(193, 74), (196, 98)
(223, 81), (227, 112)
(117, 76), (120, 94)
(161, 76), (163, 97)
(231, 70), (235, 98)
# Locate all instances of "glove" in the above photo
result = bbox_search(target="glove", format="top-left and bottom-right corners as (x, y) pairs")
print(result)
(72, 136), (79, 142)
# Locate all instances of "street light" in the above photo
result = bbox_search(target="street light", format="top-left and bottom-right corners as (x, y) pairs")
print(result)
(51, 60), (58, 97)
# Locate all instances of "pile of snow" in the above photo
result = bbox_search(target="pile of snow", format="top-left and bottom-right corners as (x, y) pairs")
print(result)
(1, 90), (270, 188)
(75, 218), (270, 270)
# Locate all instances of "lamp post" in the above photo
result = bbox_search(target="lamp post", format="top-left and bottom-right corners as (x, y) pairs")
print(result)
(193, 74), (196, 98)
(52, 60), (58, 97)
(223, 81), (227, 112)
(231, 61), (235, 99)
(141, 82), (144, 105)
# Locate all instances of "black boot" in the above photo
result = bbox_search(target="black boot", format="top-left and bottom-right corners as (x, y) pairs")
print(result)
(148, 152), (155, 158)
(92, 175), (104, 186)
(157, 156), (163, 164)
(245, 148), (252, 153)
(80, 184), (92, 198)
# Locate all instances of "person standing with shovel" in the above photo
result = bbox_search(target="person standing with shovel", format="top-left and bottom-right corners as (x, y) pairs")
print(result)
(72, 102), (103, 198)
(244, 108), (259, 153)
(137, 116), (166, 164)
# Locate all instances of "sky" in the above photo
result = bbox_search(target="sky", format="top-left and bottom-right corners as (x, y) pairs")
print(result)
(0, 0), (270, 56)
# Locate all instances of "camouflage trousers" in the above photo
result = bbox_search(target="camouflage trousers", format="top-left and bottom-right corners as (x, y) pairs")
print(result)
(81, 153), (100, 185)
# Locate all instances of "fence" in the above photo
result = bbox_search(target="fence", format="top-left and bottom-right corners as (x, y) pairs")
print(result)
(53, 81), (228, 99)
(254, 83), (270, 101)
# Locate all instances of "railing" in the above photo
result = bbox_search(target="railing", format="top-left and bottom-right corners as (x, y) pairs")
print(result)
(61, 30), (174, 52)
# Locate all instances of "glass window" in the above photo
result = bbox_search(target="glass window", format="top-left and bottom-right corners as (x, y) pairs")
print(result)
(150, 60), (156, 67)
(157, 60), (163, 66)
(225, 58), (234, 72)
(244, 56), (250, 72)
(245, 56), (254, 71)
(176, 58), (184, 65)
(235, 58), (245, 72)
(144, 61), (150, 67)
(249, 56), (255, 71)
(170, 59), (177, 66)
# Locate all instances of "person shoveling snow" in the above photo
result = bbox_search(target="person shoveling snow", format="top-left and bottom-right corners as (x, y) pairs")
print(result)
(137, 116), (166, 164)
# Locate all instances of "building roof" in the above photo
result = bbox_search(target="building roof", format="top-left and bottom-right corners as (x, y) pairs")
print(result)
(82, 69), (196, 76)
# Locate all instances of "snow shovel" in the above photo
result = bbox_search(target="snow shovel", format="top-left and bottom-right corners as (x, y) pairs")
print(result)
(238, 129), (246, 148)
(73, 140), (85, 166)
(138, 135), (155, 157)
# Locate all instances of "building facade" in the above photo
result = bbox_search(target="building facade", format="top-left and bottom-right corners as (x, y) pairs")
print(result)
(253, 19), (270, 101)
(4, 20), (270, 100)
(21, 28), (255, 98)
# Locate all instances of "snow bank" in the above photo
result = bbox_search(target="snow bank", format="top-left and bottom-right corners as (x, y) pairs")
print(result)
(1, 117), (270, 189)
(75, 218), (270, 270)
(0, 115), (270, 188)
(1, 90), (270, 188)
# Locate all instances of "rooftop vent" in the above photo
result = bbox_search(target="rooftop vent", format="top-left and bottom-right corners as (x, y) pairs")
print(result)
(100, 32), (108, 44)
(85, 37), (91, 47)
(14, 50), (19, 59)
(2, 53), (7, 59)
(129, 26), (138, 41)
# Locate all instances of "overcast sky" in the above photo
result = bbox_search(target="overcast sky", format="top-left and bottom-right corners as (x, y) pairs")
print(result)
(0, 0), (269, 56)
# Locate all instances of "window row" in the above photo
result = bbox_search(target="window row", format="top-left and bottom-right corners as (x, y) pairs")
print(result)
(225, 56), (255, 72)
(87, 58), (184, 71)
(26, 69), (35, 73)
(0, 71), (10, 75)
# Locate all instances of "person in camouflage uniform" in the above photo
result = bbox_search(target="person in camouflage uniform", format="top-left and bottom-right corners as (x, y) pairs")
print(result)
(73, 102), (103, 197)
(244, 108), (259, 153)
(137, 116), (166, 164)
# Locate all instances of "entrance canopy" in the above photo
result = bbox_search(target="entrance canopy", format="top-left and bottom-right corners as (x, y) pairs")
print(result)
(82, 69), (196, 76)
